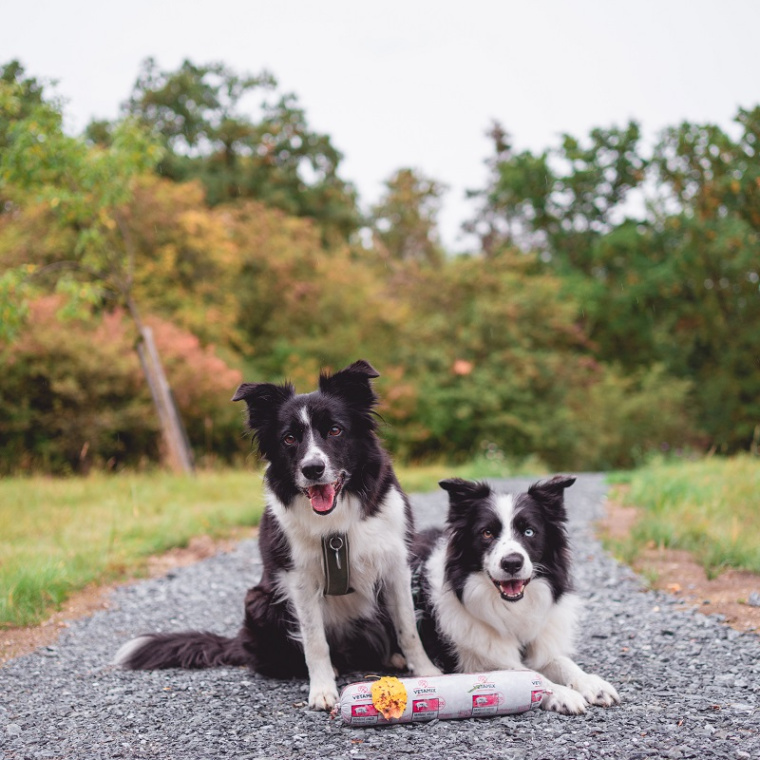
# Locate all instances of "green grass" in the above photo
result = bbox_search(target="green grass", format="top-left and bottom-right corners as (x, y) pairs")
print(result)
(0, 456), (541, 630)
(0, 470), (264, 628)
(395, 454), (543, 493)
(610, 455), (760, 578)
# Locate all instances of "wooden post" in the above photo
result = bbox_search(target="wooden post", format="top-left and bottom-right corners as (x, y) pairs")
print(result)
(136, 326), (194, 474)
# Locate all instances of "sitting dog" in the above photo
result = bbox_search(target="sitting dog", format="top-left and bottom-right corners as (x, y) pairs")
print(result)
(116, 360), (440, 710)
(411, 476), (620, 714)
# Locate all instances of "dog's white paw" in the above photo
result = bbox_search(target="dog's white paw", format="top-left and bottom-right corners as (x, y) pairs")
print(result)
(387, 653), (407, 670)
(541, 684), (588, 715)
(572, 673), (620, 707)
(411, 661), (442, 677)
(308, 681), (339, 711)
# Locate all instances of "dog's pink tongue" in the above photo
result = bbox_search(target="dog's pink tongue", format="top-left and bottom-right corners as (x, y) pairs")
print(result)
(501, 580), (525, 596)
(308, 484), (336, 513)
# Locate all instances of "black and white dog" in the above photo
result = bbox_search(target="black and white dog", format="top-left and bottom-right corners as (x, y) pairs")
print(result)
(116, 360), (440, 710)
(412, 476), (620, 714)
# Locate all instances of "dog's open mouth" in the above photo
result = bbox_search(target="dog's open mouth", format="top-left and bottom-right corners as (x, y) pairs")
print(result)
(304, 474), (346, 515)
(492, 577), (530, 602)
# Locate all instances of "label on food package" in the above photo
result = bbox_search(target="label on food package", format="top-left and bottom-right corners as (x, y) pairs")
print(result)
(339, 670), (546, 725)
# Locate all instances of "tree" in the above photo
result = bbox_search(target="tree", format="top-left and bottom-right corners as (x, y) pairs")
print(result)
(380, 249), (693, 469)
(0, 61), (46, 159)
(112, 57), (361, 242)
(227, 200), (402, 382)
(0, 73), (193, 472)
(0, 296), (244, 473)
(465, 120), (647, 266)
(465, 122), (555, 256)
(370, 167), (447, 265)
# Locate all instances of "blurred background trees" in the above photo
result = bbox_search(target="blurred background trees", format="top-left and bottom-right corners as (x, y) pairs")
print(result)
(1, 57), (758, 475)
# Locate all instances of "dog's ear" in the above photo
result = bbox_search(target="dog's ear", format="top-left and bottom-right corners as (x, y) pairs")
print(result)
(319, 359), (380, 412)
(232, 382), (295, 454)
(527, 475), (576, 511)
(439, 478), (492, 512)
(439, 478), (480, 498)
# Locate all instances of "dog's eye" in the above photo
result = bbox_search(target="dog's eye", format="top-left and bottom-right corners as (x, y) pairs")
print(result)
(282, 433), (297, 446)
(523, 528), (535, 537)
(328, 425), (342, 437)
(482, 529), (494, 540)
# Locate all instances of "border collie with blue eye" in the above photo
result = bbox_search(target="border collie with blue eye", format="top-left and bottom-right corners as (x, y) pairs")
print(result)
(412, 476), (620, 714)
(115, 360), (440, 710)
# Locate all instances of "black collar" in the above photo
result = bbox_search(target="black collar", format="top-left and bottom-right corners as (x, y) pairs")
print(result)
(321, 533), (353, 595)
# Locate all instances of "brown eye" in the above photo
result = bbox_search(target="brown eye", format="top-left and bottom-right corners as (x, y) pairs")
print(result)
(328, 425), (342, 437)
(282, 433), (297, 446)
(482, 529), (494, 540)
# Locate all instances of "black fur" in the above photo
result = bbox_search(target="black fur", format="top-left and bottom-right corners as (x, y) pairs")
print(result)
(118, 361), (413, 679)
(412, 475), (576, 671)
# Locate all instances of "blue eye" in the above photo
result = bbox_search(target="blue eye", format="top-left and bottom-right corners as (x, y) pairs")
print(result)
(524, 528), (535, 537)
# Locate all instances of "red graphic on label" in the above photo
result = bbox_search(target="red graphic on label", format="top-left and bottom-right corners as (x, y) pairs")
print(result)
(352, 703), (379, 717)
(472, 693), (499, 709)
(413, 698), (440, 714)
(531, 689), (543, 704)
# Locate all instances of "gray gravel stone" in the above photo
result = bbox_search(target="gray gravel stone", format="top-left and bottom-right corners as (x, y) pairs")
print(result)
(1, 474), (758, 759)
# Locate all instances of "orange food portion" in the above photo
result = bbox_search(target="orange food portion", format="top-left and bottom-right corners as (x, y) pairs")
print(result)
(371, 676), (408, 719)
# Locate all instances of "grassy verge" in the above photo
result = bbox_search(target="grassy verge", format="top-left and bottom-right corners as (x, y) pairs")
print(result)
(0, 457), (539, 630)
(395, 455), (543, 493)
(607, 455), (760, 578)
(0, 470), (264, 629)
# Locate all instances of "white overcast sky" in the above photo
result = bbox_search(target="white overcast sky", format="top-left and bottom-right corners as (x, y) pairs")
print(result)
(3, 0), (760, 250)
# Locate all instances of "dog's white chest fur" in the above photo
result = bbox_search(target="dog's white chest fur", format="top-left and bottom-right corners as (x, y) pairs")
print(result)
(270, 487), (410, 629)
(424, 540), (579, 673)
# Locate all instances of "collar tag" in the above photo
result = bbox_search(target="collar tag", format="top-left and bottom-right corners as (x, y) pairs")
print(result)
(322, 533), (353, 596)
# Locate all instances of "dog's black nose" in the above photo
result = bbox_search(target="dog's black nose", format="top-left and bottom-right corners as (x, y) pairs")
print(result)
(500, 553), (524, 575)
(301, 460), (326, 480)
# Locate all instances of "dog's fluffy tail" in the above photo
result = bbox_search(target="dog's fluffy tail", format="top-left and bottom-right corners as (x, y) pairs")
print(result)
(114, 631), (250, 670)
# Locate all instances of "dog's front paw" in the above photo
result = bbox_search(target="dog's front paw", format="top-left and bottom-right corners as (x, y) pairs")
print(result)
(541, 684), (588, 715)
(308, 681), (339, 711)
(309, 687), (339, 711)
(572, 673), (620, 707)
(410, 660), (442, 677)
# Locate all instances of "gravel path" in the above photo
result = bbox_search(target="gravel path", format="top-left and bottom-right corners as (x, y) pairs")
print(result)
(2, 474), (759, 759)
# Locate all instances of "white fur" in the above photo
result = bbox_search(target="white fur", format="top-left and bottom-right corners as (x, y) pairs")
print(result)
(484, 494), (534, 582)
(424, 537), (619, 714)
(269, 485), (440, 710)
(113, 636), (154, 667)
(294, 409), (333, 489)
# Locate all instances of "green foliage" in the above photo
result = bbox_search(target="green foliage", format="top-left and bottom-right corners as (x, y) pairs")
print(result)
(2, 55), (759, 473)
(376, 252), (693, 470)
(370, 167), (447, 265)
(115, 57), (361, 242)
(0, 265), (32, 341)
(228, 200), (401, 381)
(465, 110), (760, 455)
(466, 120), (646, 262)
(0, 67), (164, 335)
